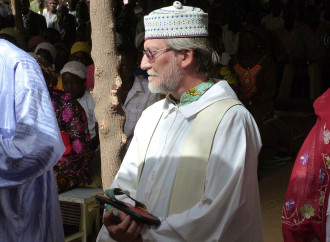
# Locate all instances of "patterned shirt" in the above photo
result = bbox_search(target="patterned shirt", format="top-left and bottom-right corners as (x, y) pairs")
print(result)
(123, 75), (161, 148)
(52, 90), (91, 191)
(170, 79), (216, 107)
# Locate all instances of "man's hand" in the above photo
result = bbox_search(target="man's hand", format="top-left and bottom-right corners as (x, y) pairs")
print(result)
(103, 209), (144, 242)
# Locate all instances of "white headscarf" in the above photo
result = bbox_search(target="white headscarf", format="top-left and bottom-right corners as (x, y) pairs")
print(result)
(60, 61), (87, 79)
(34, 42), (57, 61)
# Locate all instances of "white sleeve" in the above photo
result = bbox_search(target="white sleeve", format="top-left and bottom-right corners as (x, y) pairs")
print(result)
(110, 134), (140, 197)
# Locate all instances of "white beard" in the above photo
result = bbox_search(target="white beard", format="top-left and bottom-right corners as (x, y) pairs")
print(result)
(148, 56), (183, 94)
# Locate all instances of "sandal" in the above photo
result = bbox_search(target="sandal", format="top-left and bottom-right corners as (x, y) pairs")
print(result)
(95, 188), (161, 226)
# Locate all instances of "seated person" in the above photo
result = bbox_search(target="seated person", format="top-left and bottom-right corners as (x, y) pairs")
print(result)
(118, 44), (162, 148)
(226, 26), (277, 125)
(34, 56), (92, 193)
(69, 41), (93, 66)
(60, 61), (99, 152)
(34, 41), (56, 66)
(69, 41), (94, 90)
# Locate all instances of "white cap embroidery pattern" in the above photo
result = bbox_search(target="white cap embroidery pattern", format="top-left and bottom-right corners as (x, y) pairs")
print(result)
(144, 1), (208, 39)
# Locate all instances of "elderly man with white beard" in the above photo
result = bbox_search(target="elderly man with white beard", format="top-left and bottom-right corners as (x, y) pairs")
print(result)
(97, 1), (264, 241)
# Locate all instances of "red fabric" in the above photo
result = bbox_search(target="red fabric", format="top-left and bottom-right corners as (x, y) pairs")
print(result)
(27, 36), (46, 52)
(282, 89), (330, 242)
(86, 64), (94, 90)
(60, 131), (72, 155)
(233, 61), (262, 99)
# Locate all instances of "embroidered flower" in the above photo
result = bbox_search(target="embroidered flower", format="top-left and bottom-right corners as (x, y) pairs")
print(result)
(186, 88), (200, 96)
(220, 66), (237, 85)
(324, 124), (330, 144)
(300, 152), (308, 165)
(319, 168), (325, 184)
(76, 122), (84, 132)
(324, 154), (330, 169)
(62, 108), (74, 122)
(319, 191), (325, 206)
(285, 198), (295, 211)
(62, 92), (72, 100)
(300, 204), (315, 219)
(72, 139), (83, 154)
(220, 66), (231, 76)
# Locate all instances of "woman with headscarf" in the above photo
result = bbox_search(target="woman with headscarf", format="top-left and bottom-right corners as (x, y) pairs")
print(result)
(35, 56), (92, 192)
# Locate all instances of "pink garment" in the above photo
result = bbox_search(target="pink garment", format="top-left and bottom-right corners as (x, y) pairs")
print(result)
(86, 64), (94, 90)
(282, 89), (330, 241)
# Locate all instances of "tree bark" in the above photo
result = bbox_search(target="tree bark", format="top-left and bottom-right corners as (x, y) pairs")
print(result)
(90, 0), (126, 190)
(11, 0), (27, 49)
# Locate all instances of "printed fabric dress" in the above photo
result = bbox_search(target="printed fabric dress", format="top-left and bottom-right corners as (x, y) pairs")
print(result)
(51, 89), (92, 192)
(282, 88), (330, 241)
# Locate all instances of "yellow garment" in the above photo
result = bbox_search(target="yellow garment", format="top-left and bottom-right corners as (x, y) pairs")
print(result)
(0, 27), (19, 40)
(220, 66), (237, 85)
(70, 41), (91, 55)
(56, 76), (64, 91)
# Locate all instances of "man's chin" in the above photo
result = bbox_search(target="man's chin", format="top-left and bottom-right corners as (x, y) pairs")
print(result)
(148, 82), (164, 94)
(148, 83), (159, 93)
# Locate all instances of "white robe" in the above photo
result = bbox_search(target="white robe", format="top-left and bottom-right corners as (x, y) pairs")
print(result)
(98, 80), (264, 241)
(0, 39), (65, 242)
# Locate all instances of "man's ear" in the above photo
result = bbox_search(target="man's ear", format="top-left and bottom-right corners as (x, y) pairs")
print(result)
(180, 49), (194, 69)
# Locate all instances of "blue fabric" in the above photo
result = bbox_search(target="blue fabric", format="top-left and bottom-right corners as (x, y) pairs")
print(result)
(0, 40), (65, 242)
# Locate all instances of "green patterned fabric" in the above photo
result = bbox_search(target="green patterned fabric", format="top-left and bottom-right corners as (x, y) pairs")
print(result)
(172, 79), (216, 107)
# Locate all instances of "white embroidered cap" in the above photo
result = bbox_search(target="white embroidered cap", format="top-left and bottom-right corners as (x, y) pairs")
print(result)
(144, 1), (208, 39)
(60, 61), (87, 79)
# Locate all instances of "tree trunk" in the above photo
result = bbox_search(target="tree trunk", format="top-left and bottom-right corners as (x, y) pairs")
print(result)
(90, 0), (126, 190)
(12, 0), (27, 49)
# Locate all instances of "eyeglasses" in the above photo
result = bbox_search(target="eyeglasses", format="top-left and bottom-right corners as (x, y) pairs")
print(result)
(143, 48), (172, 62)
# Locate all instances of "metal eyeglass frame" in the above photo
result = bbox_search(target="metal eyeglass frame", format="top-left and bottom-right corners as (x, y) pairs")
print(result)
(143, 48), (172, 62)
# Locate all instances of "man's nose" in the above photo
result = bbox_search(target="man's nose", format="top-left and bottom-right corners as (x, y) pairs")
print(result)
(140, 54), (151, 70)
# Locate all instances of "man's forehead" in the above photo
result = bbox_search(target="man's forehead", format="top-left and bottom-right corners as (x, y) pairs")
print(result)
(144, 38), (166, 48)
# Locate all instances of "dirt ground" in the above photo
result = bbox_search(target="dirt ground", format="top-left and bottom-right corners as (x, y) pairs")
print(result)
(259, 161), (295, 242)
(258, 108), (317, 242)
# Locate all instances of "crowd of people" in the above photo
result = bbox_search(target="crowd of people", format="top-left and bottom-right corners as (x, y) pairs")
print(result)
(0, 0), (330, 241)
(0, 0), (163, 192)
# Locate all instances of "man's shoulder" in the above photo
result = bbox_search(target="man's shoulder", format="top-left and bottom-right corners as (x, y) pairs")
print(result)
(133, 75), (148, 88)
(133, 75), (155, 96)
(140, 98), (165, 116)
(0, 40), (34, 64)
